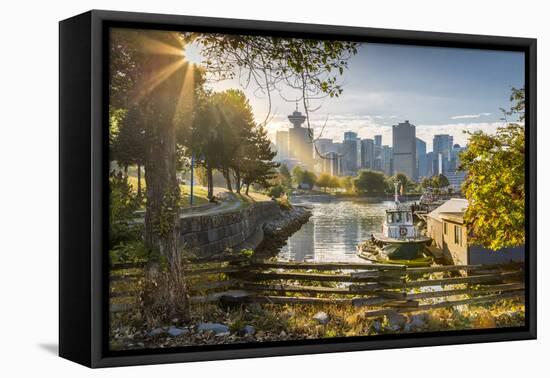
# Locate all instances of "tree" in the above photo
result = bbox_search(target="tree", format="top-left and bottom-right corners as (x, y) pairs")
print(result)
(340, 176), (354, 193)
(329, 176), (341, 192)
(302, 170), (317, 189)
(279, 164), (292, 187)
(181, 89), (256, 197)
(109, 30), (202, 319)
(316, 173), (332, 192)
(389, 173), (415, 194)
(460, 87), (525, 250)
(109, 29), (358, 319)
(291, 166), (305, 187)
(112, 105), (148, 197)
(432, 174), (450, 189)
(353, 170), (387, 195)
(421, 177), (433, 189)
(240, 125), (279, 194)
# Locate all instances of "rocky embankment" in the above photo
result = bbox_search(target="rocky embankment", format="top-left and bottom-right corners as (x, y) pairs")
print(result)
(255, 204), (312, 254)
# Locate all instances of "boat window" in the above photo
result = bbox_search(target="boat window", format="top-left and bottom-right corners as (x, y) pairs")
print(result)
(387, 214), (392, 223)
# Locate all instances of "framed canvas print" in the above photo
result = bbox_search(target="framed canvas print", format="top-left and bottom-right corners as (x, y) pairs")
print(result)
(59, 10), (536, 368)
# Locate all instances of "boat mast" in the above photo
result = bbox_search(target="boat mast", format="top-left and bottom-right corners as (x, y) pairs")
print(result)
(394, 182), (400, 205)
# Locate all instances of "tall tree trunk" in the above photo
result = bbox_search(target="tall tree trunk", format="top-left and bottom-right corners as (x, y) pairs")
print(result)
(123, 164), (128, 177)
(245, 183), (250, 195)
(137, 163), (142, 198)
(223, 168), (233, 192)
(235, 170), (241, 194)
(206, 165), (214, 200)
(141, 42), (190, 321)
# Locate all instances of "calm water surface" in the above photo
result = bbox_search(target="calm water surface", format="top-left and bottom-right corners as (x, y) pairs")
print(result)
(278, 196), (396, 262)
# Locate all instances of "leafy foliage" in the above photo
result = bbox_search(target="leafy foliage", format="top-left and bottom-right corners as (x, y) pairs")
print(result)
(460, 88), (525, 250)
(109, 171), (142, 246)
(353, 170), (387, 195)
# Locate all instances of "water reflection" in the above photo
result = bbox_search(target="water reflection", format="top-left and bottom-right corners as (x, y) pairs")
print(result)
(279, 196), (394, 262)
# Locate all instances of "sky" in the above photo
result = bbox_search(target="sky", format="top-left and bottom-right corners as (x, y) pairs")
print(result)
(187, 41), (525, 152)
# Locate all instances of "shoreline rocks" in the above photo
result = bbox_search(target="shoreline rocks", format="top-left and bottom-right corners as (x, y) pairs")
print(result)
(255, 205), (312, 254)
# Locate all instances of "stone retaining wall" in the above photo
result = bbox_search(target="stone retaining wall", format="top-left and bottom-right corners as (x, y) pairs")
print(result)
(179, 201), (280, 256)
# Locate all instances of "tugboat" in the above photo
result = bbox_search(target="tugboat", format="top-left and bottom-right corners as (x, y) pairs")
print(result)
(357, 182), (432, 266)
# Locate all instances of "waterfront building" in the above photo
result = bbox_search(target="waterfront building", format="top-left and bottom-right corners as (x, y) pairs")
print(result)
(426, 199), (524, 265)
(275, 130), (289, 162)
(416, 137), (427, 179)
(392, 120), (417, 181)
(288, 104), (314, 170)
(360, 138), (375, 169)
(425, 151), (435, 178)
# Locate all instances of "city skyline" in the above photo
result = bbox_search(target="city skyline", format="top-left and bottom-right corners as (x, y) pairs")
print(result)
(188, 41), (525, 151)
(274, 110), (466, 186)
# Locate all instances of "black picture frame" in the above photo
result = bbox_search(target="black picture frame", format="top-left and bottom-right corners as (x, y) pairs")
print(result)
(59, 9), (537, 368)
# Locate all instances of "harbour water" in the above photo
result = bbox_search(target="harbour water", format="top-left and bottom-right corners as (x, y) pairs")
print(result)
(278, 195), (399, 262)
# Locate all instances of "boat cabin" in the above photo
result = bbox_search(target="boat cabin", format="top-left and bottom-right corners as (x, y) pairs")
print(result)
(382, 207), (418, 239)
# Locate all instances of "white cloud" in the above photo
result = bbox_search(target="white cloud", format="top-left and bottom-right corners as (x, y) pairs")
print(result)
(451, 112), (492, 120)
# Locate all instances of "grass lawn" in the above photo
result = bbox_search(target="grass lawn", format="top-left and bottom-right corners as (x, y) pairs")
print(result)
(126, 176), (210, 208)
(126, 175), (271, 209)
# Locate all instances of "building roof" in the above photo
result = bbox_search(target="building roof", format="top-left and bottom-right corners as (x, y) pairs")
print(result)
(427, 198), (468, 222)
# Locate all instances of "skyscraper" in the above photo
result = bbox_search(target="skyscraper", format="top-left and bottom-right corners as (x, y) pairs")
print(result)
(416, 137), (427, 179)
(275, 130), (289, 162)
(323, 151), (343, 176)
(288, 104), (314, 170)
(392, 120), (417, 180)
(373, 134), (383, 171)
(426, 151), (435, 178)
(360, 138), (374, 169)
(342, 131), (360, 175)
(433, 134), (454, 174)
(382, 145), (393, 176)
(314, 138), (336, 174)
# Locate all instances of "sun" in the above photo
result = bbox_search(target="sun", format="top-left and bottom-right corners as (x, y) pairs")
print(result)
(182, 43), (204, 66)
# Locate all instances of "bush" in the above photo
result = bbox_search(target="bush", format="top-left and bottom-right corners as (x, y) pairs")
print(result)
(267, 184), (286, 198)
(276, 194), (292, 210)
(109, 171), (143, 246)
(110, 240), (149, 264)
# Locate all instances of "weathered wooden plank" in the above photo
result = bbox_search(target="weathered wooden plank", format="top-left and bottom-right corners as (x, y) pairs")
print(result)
(248, 261), (406, 271)
(235, 271), (405, 283)
(381, 271), (523, 289)
(220, 295), (353, 305)
(185, 266), (243, 276)
(109, 290), (141, 298)
(109, 303), (138, 313)
(351, 270), (404, 279)
(110, 261), (147, 270)
(363, 291), (525, 317)
(352, 296), (418, 307)
(190, 279), (240, 291)
(405, 283), (525, 301)
(189, 290), (251, 304)
(183, 255), (249, 264)
(241, 282), (392, 295)
(405, 263), (523, 275)
(109, 274), (141, 282)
